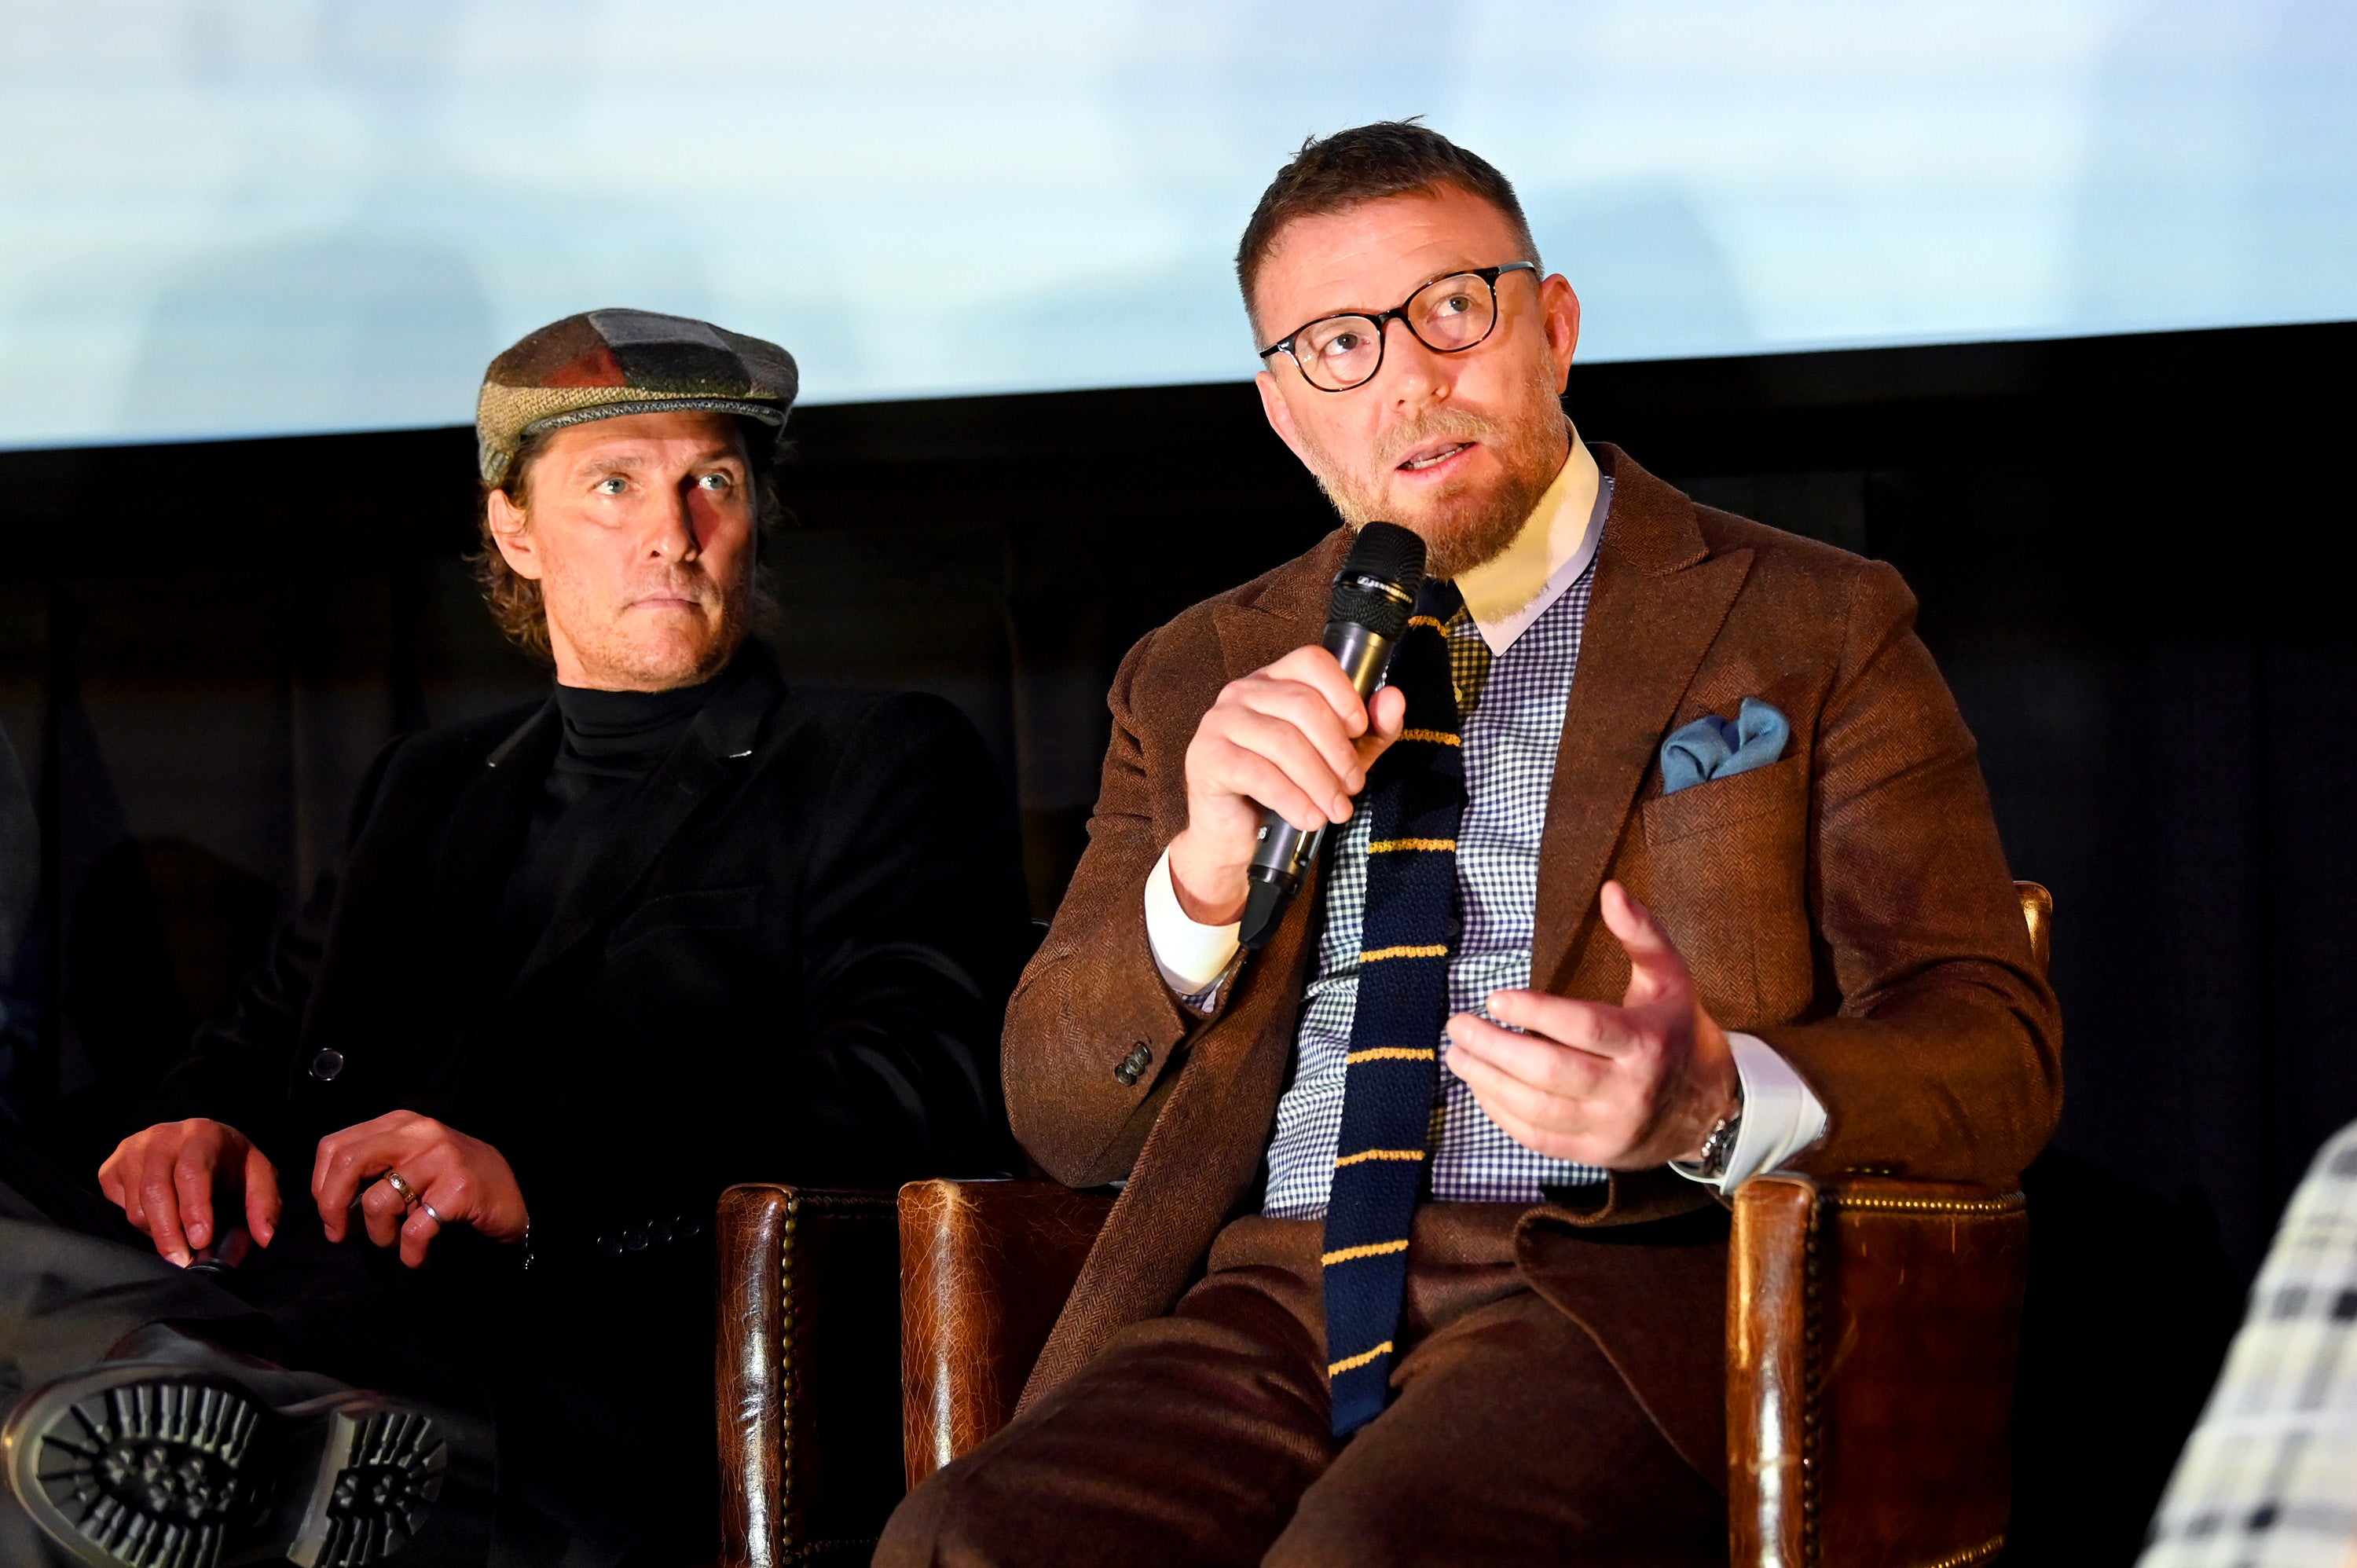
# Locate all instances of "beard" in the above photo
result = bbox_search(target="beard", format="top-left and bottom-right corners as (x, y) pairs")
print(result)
(1298, 374), (1568, 580)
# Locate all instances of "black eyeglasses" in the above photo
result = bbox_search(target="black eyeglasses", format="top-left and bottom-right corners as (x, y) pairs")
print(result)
(1257, 262), (1538, 393)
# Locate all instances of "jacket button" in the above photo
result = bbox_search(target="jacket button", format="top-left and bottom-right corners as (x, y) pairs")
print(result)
(647, 1219), (673, 1244)
(596, 1235), (622, 1258)
(309, 1049), (345, 1083)
(678, 1216), (701, 1237)
(1113, 1042), (1153, 1086)
(622, 1228), (647, 1252)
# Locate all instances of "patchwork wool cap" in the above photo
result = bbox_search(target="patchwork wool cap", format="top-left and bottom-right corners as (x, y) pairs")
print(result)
(475, 308), (799, 483)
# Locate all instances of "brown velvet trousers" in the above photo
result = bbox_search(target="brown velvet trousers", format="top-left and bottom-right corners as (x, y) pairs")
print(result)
(876, 1203), (1727, 1567)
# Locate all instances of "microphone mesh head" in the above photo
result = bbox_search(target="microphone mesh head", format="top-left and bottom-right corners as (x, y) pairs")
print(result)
(1327, 522), (1428, 641)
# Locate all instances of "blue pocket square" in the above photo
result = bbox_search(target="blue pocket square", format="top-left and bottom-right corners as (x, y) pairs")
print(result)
(1660, 698), (1790, 794)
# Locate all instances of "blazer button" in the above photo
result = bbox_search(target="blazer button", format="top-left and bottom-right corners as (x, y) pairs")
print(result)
(677, 1215), (701, 1238)
(1113, 1042), (1153, 1086)
(309, 1049), (345, 1083)
(647, 1219), (673, 1244)
(622, 1228), (647, 1252)
(596, 1235), (622, 1258)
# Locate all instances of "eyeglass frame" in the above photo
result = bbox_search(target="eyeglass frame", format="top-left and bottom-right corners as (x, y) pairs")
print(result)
(1255, 261), (1541, 393)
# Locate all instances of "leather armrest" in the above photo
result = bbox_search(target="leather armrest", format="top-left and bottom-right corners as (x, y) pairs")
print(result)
(1728, 1174), (2027, 1568)
(899, 1178), (1116, 1489)
(717, 1184), (904, 1568)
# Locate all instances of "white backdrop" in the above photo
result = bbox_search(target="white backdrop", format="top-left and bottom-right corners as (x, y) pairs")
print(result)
(2, 0), (2352, 448)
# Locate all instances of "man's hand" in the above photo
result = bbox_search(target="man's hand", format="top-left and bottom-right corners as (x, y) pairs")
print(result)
(1445, 881), (1741, 1171)
(99, 1119), (282, 1267)
(312, 1111), (529, 1269)
(1166, 645), (1408, 926)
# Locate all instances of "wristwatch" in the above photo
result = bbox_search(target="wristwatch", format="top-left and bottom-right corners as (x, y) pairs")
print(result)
(1692, 1086), (1746, 1182)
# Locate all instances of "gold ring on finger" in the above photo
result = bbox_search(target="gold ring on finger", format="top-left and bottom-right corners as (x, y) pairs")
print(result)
(383, 1172), (421, 1209)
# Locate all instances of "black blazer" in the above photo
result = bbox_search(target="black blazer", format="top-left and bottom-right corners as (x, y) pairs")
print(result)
(150, 649), (1032, 1267)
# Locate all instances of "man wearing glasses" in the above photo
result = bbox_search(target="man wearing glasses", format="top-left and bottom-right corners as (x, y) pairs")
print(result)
(881, 122), (2060, 1563)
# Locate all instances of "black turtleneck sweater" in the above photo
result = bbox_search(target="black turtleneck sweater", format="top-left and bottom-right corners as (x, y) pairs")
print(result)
(492, 676), (723, 975)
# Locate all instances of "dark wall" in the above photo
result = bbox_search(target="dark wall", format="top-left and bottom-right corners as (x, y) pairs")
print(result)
(0, 321), (2348, 1555)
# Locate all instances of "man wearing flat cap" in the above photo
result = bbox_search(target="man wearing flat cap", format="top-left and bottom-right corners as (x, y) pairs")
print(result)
(0, 310), (1031, 1567)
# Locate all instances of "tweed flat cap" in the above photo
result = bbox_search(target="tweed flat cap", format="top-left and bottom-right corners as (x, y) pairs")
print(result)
(475, 308), (798, 483)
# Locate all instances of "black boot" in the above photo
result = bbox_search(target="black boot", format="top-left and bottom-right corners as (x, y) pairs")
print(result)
(2, 1363), (444, 1567)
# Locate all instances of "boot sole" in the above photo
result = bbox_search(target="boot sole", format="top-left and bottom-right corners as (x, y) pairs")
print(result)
(2, 1365), (445, 1568)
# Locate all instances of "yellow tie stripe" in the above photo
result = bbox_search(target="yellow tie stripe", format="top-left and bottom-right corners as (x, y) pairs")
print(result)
(1333, 1147), (1426, 1168)
(1359, 943), (1447, 965)
(1321, 1238), (1411, 1266)
(1368, 837), (1455, 854)
(1329, 1341), (1394, 1377)
(1344, 1046), (1435, 1064)
(1398, 728), (1461, 747)
(1444, 605), (1493, 717)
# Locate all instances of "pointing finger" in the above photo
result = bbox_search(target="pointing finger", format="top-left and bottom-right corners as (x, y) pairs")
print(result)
(1599, 881), (1689, 1007)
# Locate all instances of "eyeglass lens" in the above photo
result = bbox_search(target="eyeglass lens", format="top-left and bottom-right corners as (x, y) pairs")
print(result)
(1294, 272), (1501, 390)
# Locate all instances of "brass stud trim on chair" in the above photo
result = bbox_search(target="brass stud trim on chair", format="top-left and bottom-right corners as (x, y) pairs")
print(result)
(775, 1189), (900, 1565)
(1912, 1534), (2005, 1568)
(775, 1196), (801, 1544)
(1824, 1192), (2025, 1218)
(1801, 1191), (1824, 1563)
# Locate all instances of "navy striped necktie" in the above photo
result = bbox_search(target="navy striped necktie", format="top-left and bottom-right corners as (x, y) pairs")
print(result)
(1321, 576), (1468, 1437)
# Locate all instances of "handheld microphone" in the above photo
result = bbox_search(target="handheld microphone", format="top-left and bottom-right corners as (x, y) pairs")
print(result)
(1236, 522), (1428, 949)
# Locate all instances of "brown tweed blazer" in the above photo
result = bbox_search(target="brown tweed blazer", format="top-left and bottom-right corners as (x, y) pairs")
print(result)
(1006, 443), (2063, 1420)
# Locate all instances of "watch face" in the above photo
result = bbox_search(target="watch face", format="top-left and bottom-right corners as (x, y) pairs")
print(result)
(1702, 1115), (1741, 1178)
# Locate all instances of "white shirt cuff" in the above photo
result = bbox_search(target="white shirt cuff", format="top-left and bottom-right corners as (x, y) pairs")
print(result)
(1673, 1031), (1829, 1193)
(1144, 846), (1244, 1007)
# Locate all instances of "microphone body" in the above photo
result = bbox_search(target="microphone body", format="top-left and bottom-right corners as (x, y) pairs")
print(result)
(1236, 522), (1427, 948)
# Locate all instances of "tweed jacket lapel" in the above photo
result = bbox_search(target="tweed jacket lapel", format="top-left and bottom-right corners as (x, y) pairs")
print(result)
(1208, 527), (1350, 682)
(1531, 445), (1751, 995)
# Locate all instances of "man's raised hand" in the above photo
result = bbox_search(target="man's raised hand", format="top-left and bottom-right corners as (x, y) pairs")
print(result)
(312, 1110), (529, 1269)
(1444, 881), (1742, 1171)
(1166, 645), (1408, 926)
(98, 1118), (282, 1268)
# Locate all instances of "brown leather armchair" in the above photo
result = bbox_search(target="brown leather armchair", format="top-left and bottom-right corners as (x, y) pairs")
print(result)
(717, 884), (2051, 1568)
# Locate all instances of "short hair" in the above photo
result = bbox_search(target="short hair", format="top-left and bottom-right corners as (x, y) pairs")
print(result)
(1236, 119), (1538, 335)
(468, 414), (784, 661)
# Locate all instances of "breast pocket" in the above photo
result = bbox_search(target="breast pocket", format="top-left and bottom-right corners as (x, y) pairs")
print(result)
(1633, 754), (1812, 1027)
(606, 884), (763, 954)
(1640, 753), (1807, 850)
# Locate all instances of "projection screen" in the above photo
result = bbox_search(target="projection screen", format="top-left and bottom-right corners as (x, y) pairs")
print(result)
(1, 0), (2351, 449)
